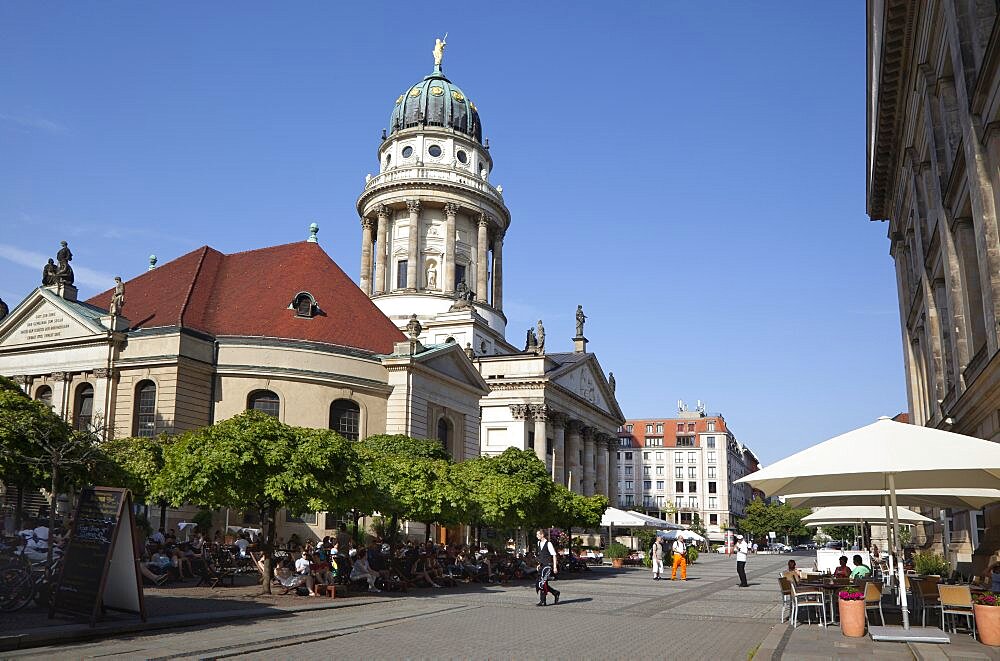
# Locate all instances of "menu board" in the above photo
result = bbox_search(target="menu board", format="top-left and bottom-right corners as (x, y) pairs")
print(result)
(50, 487), (145, 625)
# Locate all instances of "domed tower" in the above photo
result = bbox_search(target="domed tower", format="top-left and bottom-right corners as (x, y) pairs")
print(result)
(357, 40), (512, 353)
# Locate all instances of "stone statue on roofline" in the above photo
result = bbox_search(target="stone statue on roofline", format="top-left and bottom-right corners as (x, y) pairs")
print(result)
(406, 313), (423, 340)
(575, 305), (586, 337)
(41, 259), (58, 286)
(609, 372), (616, 393)
(536, 319), (545, 354)
(109, 277), (126, 317)
(55, 241), (74, 286)
(524, 327), (537, 352)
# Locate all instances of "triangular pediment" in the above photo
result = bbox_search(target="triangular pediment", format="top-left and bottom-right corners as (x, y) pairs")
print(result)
(0, 289), (109, 348)
(414, 344), (489, 393)
(550, 354), (624, 422)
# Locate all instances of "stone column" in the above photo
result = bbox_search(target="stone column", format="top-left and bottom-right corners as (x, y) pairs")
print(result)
(565, 420), (583, 493)
(595, 433), (609, 497)
(550, 411), (567, 486)
(406, 200), (420, 291)
(530, 404), (548, 466)
(93, 368), (113, 440)
(608, 437), (619, 506)
(374, 205), (391, 295)
(359, 217), (374, 295)
(510, 404), (530, 451)
(50, 371), (70, 421)
(492, 231), (503, 311)
(582, 426), (596, 497)
(476, 214), (489, 302)
(444, 203), (458, 294)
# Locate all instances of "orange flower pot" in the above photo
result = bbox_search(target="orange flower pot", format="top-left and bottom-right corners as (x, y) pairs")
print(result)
(974, 604), (1000, 647)
(839, 598), (866, 637)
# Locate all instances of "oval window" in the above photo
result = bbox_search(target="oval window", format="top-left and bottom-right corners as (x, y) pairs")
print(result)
(457, 150), (468, 164)
(428, 145), (442, 158)
(402, 146), (413, 158)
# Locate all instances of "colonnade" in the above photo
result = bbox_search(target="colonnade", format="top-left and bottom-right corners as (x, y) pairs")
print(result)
(510, 403), (618, 501)
(359, 200), (504, 311)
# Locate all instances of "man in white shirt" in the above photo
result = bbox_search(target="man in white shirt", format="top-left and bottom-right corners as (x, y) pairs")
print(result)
(670, 536), (687, 581)
(735, 534), (749, 587)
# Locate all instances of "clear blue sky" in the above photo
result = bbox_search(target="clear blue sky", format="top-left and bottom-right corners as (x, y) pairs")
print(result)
(0, 2), (901, 464)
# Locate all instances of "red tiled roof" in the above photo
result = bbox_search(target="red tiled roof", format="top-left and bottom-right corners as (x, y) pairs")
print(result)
(619, 416), (729, 448)
(892, 412), (910, 424)
(87, 242), (405, 354)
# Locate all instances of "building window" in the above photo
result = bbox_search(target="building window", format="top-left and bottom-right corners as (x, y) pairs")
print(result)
(655, 451), (663, 460)
(656, 423), (663, 434)
(401, 145), (414, 158)
(35, 386), (52, 409)
(74, 384), (94, 431)
(646, 424), (653, 434)
(289, 291), (318, 318)
(656, 495), (665, 508)
(646, 437), (663, 447)
(528, 431), (535, 449)
(643, 480), (652, 491)
(624, 495), (634, 506)
(706, 436), (716, 448)
(655, 466), (664, 475)
(675, 467), (683, 479)
(675, 496), (684, 509)
(643, 495), (653, 508)
(676, 423), (684, 432)
(707, 421), (716, 432)
(655, 480), (664, 491)
(675, 481), (684, 493)
(676, 436), (694, 447)
(248, 390), (280, 417)
(396, 260), (408, 289)
(674, 452), (683, 463)
(619, 437), (631, 447)
(707, 467), (716, 479)
(687, 423), (695, 432)
(625, 424), (633, 433)
(708, 451), (716, 463)
(428, 144), (442, 158)
(625, 481), (633, 490)
(689, 497), (698, 508)
(134, 380), (157, 438)
(688, 451), (696, 463)
(709, 514), (718, 526)
(643, 466), (650, 476)
(624, 452), (632, 460)
(454, 264), (466, 290)
(708, 481), (717, 494)
(643, 451), (650, 460)
(688, 467), (696, 479)
(689, 481), (697, 493)
(625, 466), (633, 475)
(437, 417), (450, 454)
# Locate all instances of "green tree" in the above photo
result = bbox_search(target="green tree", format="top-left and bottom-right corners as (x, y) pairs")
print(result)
(97, 434), (171, 526)
(454, 448), (555, 534)
(690, 513), (708, 539)
(547, 484), (608, 532)
(822, 525), (855, 543)
(154, 411), (357, 593)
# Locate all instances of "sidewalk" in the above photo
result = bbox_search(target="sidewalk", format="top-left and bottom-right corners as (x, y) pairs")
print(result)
(0, 576), (387, 652)
(756, 623), (1000, 660)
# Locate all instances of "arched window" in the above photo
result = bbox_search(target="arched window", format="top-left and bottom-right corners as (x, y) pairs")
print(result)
(288, 291), (318, 318)
(248, 390), (280, 417)
(74, 384), (94, 431)
(35, 386), (52, 410)
(437, 417), (451, 455)
(134, 380), (157, 437)
(330, 399), (360, 441)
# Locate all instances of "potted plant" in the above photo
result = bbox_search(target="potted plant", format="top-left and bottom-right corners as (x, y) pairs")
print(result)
(973, 591), (1000, 646)
(838, 589), (866, 637)
(686, 546), (699, 564)
(605, 542), (629, 568)
(913, 552), (950, 578)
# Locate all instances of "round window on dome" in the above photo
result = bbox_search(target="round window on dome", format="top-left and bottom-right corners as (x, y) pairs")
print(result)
(457, 150), (468, 164)
(428, 145), (442, 158)
(401, 146), (413, 158)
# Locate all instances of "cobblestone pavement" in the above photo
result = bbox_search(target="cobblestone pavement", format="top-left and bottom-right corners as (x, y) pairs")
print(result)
(6, 552), (792, 659)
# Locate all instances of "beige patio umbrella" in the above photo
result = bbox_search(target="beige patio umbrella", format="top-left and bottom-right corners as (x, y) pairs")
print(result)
(784, 489), (1000, 510)
(736, 416), (1000, 638)
(801, 506), (934, 526)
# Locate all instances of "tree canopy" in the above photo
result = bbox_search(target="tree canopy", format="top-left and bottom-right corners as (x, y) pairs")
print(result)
(453, 448), (555, 529)
(738, 499), (811, 541)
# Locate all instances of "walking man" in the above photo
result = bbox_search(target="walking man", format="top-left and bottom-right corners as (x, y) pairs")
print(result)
(535, 529), (560, 606)
(670, 534), (687, 581)
(651, 536), (665, 580)
(735, 534), (749, 587)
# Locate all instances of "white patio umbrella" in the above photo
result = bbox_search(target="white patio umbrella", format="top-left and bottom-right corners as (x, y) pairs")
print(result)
(599, 507), (666, 528)
(784, 489), (1000, 510)
(736, 416), (1000, 638)
(657, 529), (706, 542)
(801, 506), (933, 526)
(626, 510), (684, 530)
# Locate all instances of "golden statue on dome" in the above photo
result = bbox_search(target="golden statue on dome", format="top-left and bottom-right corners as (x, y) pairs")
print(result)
(433, 34), (447, 67)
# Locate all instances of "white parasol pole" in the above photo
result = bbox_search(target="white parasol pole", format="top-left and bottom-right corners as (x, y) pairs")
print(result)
(888, 473), (910, 630)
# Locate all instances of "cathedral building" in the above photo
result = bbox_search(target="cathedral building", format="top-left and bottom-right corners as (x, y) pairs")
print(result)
(0, 42), (622, 538)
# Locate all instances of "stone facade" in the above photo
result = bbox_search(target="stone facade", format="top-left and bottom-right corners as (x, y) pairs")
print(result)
(867, 0), (1000, 570)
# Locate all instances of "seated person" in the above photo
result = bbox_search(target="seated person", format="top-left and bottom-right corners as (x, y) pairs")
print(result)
(350, 548), (381, 592)
(782, 559), (803, 583)
(849, 554), (872, 579)
(832, 555), (852, 578)
(275, 559), (314, 595)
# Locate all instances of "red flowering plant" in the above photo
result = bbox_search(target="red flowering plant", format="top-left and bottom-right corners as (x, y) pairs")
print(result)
(838, 590), (865, 601)
(973, 591), (1000, 606)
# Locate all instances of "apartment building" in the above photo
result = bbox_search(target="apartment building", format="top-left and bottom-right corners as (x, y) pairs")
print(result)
(617, 402), (760, 542)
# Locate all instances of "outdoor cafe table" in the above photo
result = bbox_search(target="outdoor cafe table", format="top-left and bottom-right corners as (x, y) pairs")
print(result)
(798, 580), (875, 625)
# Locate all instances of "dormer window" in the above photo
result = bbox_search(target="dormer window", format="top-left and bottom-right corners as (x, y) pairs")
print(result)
(289, 291), (319, 318)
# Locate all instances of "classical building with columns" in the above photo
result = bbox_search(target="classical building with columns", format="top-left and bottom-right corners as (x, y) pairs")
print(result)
(867, 1), (1000, 571)
(356, 49), (624, 498)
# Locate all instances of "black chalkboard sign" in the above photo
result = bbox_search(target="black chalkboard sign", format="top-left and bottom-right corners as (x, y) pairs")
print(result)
(51, 487), (145, 625)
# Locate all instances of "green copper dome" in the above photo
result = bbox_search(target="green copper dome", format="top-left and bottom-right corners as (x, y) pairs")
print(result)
(389, 65), (482, 144)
